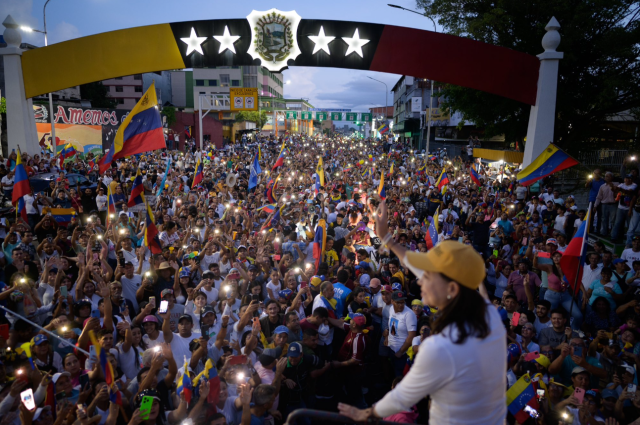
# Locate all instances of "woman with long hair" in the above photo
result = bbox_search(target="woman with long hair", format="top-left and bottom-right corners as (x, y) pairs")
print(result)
(339, 201), (506, 425)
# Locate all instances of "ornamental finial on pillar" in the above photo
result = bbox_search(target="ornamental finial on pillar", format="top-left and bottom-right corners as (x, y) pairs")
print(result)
(542, 17), (561, 52)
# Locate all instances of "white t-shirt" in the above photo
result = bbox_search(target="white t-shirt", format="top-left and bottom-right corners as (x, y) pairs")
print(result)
(120, 274), (142, 312)
(266, 280), (281, 300)
(142, 332), (165, 349)
(375, 301), (507, 425)
(169, 332), (197, 364)
(200, 286), (219, 305)
(387, 306), (418, 353)
(118, 343), (144, 381)
(622, 248), (640, 270)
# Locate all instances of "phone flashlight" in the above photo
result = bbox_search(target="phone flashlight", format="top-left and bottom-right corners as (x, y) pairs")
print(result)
(215, 229), (220, 234)
(20, 278), (26, 283)
(225, 285), (231, 293)
(109, 214), (114, 219)
(632, 156), (637, 161)
(294, 267), (301, 274)
(182, 245), (188, 249)
(236, 372), (245, 381)
(87, 217), (92, 223)
(275, 238), (280, 243)
(97, 235), (103, 239)
(153, 346), (161, 353)
(61, 326), (68, 332)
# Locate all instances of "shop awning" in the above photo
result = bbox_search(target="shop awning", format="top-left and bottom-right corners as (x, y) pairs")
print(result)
(473, 148), (523, 163)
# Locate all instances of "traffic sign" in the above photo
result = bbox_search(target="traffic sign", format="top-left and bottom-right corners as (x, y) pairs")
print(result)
(230, 88), (258, 111)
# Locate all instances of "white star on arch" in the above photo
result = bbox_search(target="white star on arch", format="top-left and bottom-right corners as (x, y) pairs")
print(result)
(308, 26), (335, 55)
(213, 26), (241, 54)
(180, 27), (207, 56)
(342, 28), (370, 58)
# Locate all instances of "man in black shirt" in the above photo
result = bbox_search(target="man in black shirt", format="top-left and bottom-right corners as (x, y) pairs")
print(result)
(465, 206), (492, 258)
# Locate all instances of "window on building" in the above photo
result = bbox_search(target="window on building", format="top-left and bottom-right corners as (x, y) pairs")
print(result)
(231, 80), (240, 87)
(115, 86), (124, 92)
(199, 92), (206, 95)
(195, 80), (205, 86)
(118, 99), (125, 104)
(244, 76), (257, 87)
(115, 77), (123, 80)
(231, 66), (240, 69)
(133, 74), (142, 80)
(220, 74), (230, 87)
(208, 80), (217, 86)
(135, 86), (143, 92)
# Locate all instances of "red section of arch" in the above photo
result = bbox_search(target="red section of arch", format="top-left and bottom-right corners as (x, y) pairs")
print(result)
(370, 25), (540, 105)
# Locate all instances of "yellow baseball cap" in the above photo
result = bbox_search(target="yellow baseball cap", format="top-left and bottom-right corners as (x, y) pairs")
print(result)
(405, 241), (486, 290)
(534, 354), (551, 369)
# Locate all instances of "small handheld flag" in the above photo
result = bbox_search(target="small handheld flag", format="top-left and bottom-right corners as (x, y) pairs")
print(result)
(378, 172), (386, 200)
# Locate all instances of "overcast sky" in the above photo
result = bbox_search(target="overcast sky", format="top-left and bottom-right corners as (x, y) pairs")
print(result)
(7, 0), (440, 112)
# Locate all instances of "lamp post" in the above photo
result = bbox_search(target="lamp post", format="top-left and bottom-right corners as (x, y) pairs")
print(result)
(388, 4), (437, 154)
(20, 0), (56, 154)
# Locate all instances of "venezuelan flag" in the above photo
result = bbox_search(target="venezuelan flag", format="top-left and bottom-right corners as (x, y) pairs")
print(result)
(425, 206), (439, 250)
(559, 206), (590, 295)
(378, 172), (386, 200)
(436, 169), (449, 191)
(314, 173), (321, 196)
(88, 158), (96, 170)
(15, 342), (35, 369)
(192, 157), (203, 188)
(361, 167), (371, 178)
(257, 203), (276, 214)
(260, 205), (283, 232)
(316, 157), (325, 186)
(127, 169), (145, 207)
(184, 126), (191, 139)
(177, 357), (193, 404)
(313, 219), (327, 273)
(106, 185), (116, 227)
(98, 81), (166, 173)
(416, 165), (426, 176)
(89, 330), (113, 385)
(271, 140), (286, 171)
(192, 359), (221, 405)
(16, 198), (28, 222)
(377, 124), (389, 134)
(470, 164), (481, 186)
(507, 374), (536, 420)
(429, 155), (437, 161)
(517, 144), (579, 187)
(12, 147), (30, 204)
(387, 162), (394, 177)
(58, 143), (77, 167)
(265, 174), (280, 204)
(145, 203), (163, 254)
(43, 207), (76, 227)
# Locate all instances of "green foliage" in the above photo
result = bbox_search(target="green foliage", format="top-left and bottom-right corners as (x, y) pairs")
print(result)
(235, 110), (268, 129)
(0, 97), (5, 114)
(416, 0), (640, 150)
(79, 81), (117, 108)
(162, 106), (177, 127)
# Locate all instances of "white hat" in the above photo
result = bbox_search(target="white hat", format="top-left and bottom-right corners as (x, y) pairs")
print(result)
(52, 371), (71, 384)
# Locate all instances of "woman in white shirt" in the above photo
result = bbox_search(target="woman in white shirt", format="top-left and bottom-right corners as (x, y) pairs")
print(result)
(494, 263), (512, 298)
(340, 202), (506, 425)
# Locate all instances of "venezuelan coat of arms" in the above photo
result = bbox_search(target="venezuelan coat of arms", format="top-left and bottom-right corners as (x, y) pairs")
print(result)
(246, 9), (302, 72)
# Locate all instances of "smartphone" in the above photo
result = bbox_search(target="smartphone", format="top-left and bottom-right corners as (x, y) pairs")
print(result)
(252, 317), (260, 328)
(537, 252), (551, 258)
(492, 249), (499, 258)
(77, 404), (87, 419)
(78, 373), (90, 390)
(89, 345), (97, 362)
(158, 300), (168, 314)
(523, 405), (539, 419)
(118, 257), (125, 267)
(21, 389), (35, 410)
(139, 395), (154, 421)
(573, 346), (583, 357)
(536, 389), (545, 400)
(201, 325), (211, 340)
(274, 254), (281, 261)
(510, 312), (521, 327)
(573, 387), (585, 404)
(91, 309), (100, 319)
(524, 351), (540, 362)
(149, 297), (156, 308)
(522, 237), (528, 246)
(228, 355), (247, 366)
(300, 281), (308, 289)
(60, 286), (68, 297)
(629, 384), (637, 394)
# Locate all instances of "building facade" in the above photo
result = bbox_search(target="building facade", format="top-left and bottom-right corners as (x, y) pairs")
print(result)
(102, 74), (144, 110)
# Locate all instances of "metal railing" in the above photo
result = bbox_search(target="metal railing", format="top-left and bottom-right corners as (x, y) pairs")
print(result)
(285, 409), (414, 425)
(578, 149), (627, 167)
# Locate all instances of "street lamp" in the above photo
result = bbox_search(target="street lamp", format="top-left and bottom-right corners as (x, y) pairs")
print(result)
(388, 4), (437, 154)
(20, 0), (57, 154)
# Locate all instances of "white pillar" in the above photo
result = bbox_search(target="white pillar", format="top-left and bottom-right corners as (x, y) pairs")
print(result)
(1, 16), (40, 155)
(523, 17), (564, 167)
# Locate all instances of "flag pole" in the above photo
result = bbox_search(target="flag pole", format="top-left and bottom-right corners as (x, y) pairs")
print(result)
(568, 202), (592, 325)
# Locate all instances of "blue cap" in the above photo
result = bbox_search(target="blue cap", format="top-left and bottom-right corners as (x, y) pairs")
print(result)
(602, 389), (618, 400)
(274, 325), (289, 335)
(391, 282), (402, 291)
(278, 289), (293, 300)
(179, 270), (190, 278)
(355, 262), (370, 270)
(287, 342), (302, 357)
(613, 259), (626, 265)
(32, 334), (48, 345)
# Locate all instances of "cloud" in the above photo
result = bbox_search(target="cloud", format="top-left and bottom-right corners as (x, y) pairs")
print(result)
(48, 21), (81, 44)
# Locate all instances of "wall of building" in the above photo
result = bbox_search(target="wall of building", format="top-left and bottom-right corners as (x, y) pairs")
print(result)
(169, 111), (223, 149)
(103, 74), (144, 110)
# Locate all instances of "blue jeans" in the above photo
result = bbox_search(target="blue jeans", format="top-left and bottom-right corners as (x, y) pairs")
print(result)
(544, 289), (582, 329)
(538, 287), (548, 303)
(627, 209), (640, 246)
(600, 203), (618, 236)
(612, 208), (630, 240)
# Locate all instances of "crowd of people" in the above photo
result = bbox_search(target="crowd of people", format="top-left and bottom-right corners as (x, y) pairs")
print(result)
(0, 135), (639, 425)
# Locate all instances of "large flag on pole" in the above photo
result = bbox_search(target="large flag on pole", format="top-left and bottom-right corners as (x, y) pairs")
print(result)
(560, 204), (591, 295)
(517, 144), (579, 187)
(192, 156), (204, 188)
(127, 169), (145, 207)
(249, 151), (261, 190)
(436, 169), (449, 191)
(313, 219), (327, 273)
(425, 206), (439, 249)
(271, 140), (286, 170)
(98, 81), (166, 173)
(316, 157), (325, 186)
(12, 148), (30, 211)
(470, 164), (481, 186)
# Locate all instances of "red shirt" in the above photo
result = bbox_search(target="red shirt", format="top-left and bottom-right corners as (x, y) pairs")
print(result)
(299, 318), (318, 333)
(337, 324), (366, 365)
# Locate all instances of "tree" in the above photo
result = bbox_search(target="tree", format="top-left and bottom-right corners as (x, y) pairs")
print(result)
(0, 97), (6, 114)
(416, 0), (640, 151)
(162, 106), (177, 127)
(79, 81), (117, 108)
(235, 110), (268, 129)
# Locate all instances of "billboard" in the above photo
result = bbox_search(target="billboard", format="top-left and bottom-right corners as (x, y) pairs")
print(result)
(411, 97), (422, 112)
(33, 104), (129, 154)
(230, 88), (258, 111)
